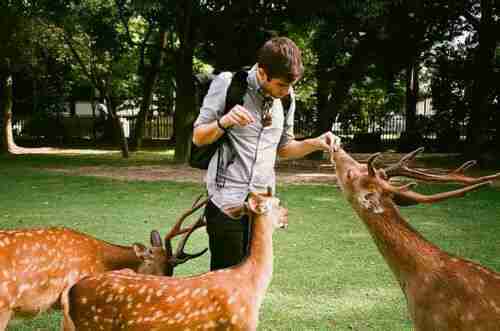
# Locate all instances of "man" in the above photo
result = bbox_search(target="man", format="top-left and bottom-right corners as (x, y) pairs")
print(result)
(192, 37), (340, 270)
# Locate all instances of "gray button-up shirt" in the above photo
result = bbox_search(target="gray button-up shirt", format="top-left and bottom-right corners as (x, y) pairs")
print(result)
(193, 65), (295, 212)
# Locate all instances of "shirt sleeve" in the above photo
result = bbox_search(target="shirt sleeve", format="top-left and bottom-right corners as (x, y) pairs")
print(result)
(193, 72), (232, 128)
(278, 90), (296, 148)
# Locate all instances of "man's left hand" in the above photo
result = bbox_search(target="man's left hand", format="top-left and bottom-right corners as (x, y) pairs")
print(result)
(316, 131), (341, 152)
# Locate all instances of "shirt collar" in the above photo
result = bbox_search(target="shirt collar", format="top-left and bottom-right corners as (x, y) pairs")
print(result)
(248, 64), (267, 100)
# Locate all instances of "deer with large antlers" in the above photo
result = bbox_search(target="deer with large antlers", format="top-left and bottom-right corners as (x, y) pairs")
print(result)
(331, 146), (500, 330)
(61, 188), (288, 331)
(0, 197), (207, 330)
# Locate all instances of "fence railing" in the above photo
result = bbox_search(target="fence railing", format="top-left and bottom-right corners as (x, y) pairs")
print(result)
(5, 112), (476, 152)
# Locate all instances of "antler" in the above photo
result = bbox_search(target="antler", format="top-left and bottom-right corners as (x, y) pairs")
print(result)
(170, 215), (208, 266)
(164, 194), (209, 267)
(164, 194), (208, 242)
(367, 153), (498, 205)
(383, 147), (500, 184)
(367, 154), (499, 205)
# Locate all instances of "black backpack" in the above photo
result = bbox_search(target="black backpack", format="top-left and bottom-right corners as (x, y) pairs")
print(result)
(189, 70), (291, 170)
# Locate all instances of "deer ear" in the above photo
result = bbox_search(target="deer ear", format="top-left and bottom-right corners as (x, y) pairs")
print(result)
(358, 191), (385, 214)
(133, 243), (152, 260)
(347, 169), (354, 181)
(246, 193), (263, 214)
(150, 230), (163, 247)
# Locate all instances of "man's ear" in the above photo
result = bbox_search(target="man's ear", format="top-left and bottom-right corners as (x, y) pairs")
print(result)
(257, 66), (268, 82)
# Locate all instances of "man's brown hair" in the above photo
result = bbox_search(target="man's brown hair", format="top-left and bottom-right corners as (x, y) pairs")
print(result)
(257, 37), (304, 83)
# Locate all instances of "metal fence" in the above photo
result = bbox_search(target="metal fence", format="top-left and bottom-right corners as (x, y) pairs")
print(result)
(5, 111), (473, 151)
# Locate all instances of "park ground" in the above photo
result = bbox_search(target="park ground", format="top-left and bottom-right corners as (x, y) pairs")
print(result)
(1, 148), (500, 330)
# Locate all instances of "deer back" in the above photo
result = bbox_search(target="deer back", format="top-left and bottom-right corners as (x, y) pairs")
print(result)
(62, 190), (287, 331)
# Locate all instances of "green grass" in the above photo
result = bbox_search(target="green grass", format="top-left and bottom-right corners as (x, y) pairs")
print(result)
(1, 152), (500, 330)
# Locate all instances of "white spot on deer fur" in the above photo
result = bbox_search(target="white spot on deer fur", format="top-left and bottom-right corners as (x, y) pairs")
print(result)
(191, 288), (202, 297)
(145, 295), (152, 303)
(231, 315), (239, 324)
(204, 321), (217, 329)
(174, 312), (185, 321)
(177, 288), (190, 299)
(228, 295), (237, 305)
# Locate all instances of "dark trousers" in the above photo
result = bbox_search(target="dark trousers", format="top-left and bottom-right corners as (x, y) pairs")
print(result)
(205, 200), (250, 271)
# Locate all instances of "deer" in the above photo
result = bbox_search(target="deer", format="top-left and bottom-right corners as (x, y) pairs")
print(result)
(330, 146), (500, 330)
(61, 188), (288, 331)
(0, 196), (208, 331)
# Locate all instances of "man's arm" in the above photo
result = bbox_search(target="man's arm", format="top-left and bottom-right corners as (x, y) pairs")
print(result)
(278, 131), (341, 159)
(193, 105), (255, 146)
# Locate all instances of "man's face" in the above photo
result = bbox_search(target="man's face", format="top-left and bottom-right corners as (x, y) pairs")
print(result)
(258, 67), (297, 99)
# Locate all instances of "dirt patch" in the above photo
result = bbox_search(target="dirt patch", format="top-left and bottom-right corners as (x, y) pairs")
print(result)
(49, 164), (338, 185)
(34, 148), (499, 186)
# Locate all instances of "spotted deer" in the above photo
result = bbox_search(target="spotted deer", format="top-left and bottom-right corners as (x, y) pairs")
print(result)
(331, 147), (500, 330)
(61, 188), (288, 331)
(0, 197), (208, 330)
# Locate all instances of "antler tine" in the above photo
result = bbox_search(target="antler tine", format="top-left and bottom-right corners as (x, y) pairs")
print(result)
(382, 180), (492, 205)
(164, 196), (209, 242)
(384, 149), (500, 185)
(171, 215), (208, 266)
(384, 147), (424, 178)
(191, 194), (204, 209)
(366, 152), (382, 177)
(453, 160), (476, 173)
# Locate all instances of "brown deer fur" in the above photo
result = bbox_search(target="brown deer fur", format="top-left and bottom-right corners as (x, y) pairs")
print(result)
(62, 190), (287, 331)
(332, 147), (500, 330)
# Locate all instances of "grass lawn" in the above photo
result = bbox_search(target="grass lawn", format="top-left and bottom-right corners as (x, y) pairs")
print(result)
(1, 151), (500, 330)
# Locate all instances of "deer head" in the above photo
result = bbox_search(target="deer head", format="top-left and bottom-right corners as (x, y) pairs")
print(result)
(331, 147), (496, 213)
(224, 187), (289, 230)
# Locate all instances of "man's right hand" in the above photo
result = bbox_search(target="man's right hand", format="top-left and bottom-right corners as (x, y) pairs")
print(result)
(219, 105), (255, 129)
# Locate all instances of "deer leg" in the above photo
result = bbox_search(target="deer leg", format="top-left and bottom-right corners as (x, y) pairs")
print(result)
(0, 309), (12, 331)
(60, 286), (76, 331)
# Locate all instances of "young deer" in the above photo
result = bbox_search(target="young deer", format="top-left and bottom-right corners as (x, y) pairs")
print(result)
(62, 189), (288, 331)
(0, 197), (208, 330)
(331, 147), (500, 330)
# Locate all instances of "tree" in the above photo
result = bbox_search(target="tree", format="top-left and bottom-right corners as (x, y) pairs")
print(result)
(463, 0), (499, 159)
(116, 0), (176, 150)
(57, 0), (141, 158)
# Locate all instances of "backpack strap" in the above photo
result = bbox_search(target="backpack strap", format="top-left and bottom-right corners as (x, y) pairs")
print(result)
(281, 94), (291, 119)
(215, 70), (248, 188)
(224, 70), (248, 113)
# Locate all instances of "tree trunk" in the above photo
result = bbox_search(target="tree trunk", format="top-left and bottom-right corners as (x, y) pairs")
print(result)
(465, 0), (496, 159)
(398, 58), (422, 152)
(105, 96), (129, 158)
(1, 69), (19, 154)
(174, 44), (196, 163)
(174, 1), (198, 163)
(314, 60), (333, 138)
(405, 59), (418, 135)
(132, 30), (168, 150)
